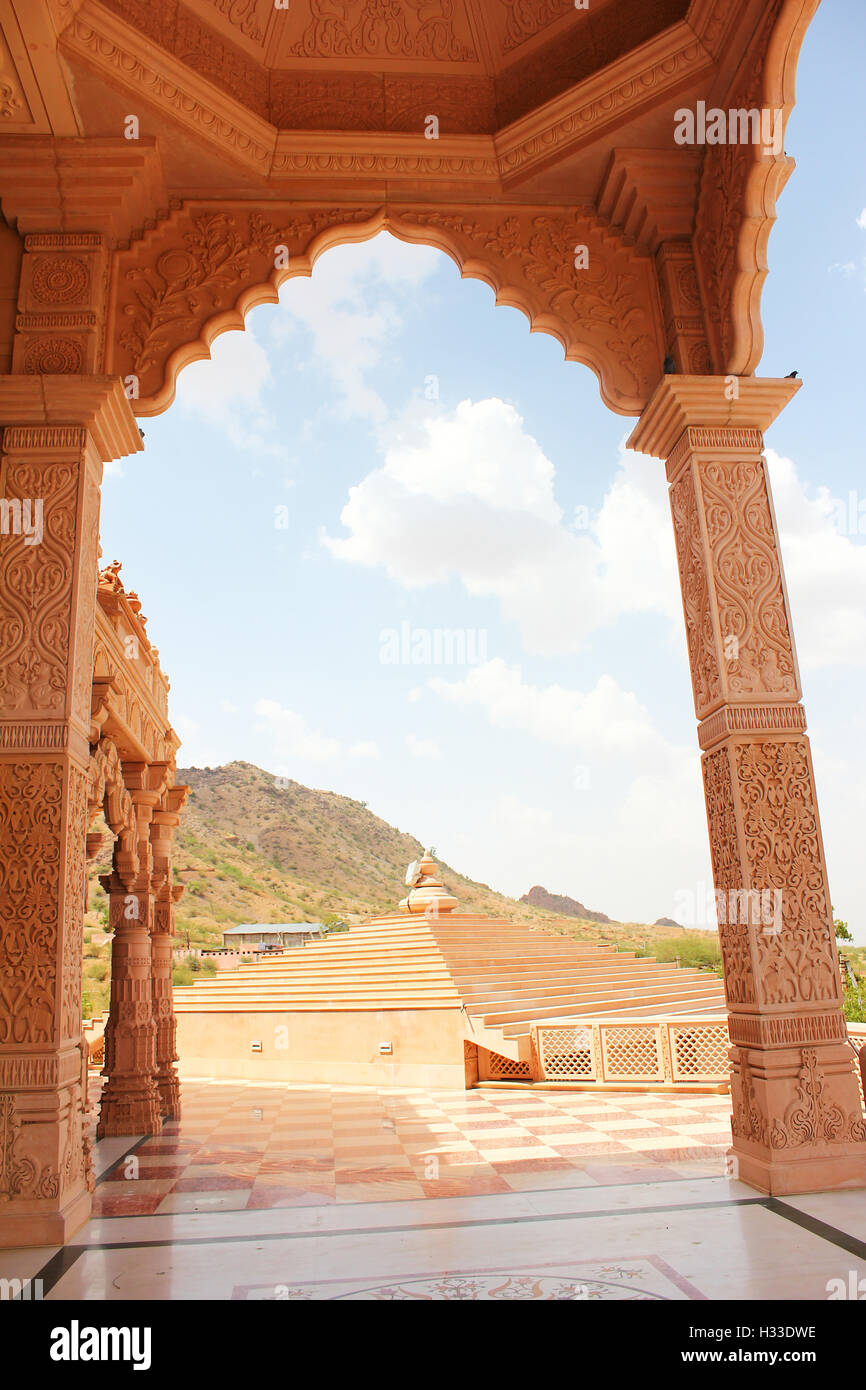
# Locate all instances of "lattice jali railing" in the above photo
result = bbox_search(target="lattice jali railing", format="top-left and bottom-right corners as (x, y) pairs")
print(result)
(670, 1023), (730, 1081)
(602, 1024), (664, 1082)
(478, 1047), (532, 1081)
(535, 1025), (595, 1081)
(849, 1026), (866, 1115)
(532, 1017), (732, 1089)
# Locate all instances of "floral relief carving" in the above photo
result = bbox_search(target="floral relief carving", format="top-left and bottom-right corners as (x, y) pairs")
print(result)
(669, 465), (721, 716)
(175, 10), (268, 118)
(114, 207), (371, 399)
(207, 0), (269, 43)
(396, 207), (659, 406)
(0, 458), (77, 715)
(0, 1094), (60, 1201)
(694, 0), (784, 371)
(61, 1080), (94, 1195)
(112, 202), (660, 411)
(699, 460), (797, 700)
(71, 472), (101, 727)
(702, 747), (754, 1006)
(0, 80), (21, 119)
(732, 1049), (866, 1149)
(270, 72), (385, 130)
(0, 763), (61, 1045)
(735, 740), (839, 1008)
(288, 0), (476, 61)
(383, 76), (495, 134)
(61, 764), (88, 1043)
(498, 0), (570, 53)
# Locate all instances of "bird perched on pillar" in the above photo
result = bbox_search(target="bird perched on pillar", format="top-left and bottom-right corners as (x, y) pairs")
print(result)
(663, 355), (677, 374)
(785, 370), (798, 378)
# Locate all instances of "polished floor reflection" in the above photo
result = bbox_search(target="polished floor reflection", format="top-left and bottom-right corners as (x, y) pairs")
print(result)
(4, 1080), (865, 1301)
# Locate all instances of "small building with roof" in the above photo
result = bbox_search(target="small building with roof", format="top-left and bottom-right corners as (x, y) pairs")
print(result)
(221, 923), (324, 951)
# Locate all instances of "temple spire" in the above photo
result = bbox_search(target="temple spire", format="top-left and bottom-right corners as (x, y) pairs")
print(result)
(400, 849), (458, 915)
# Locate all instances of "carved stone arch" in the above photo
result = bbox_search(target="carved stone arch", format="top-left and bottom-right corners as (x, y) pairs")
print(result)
(91, 640), (115, 681)
(108, 201), (663, 418)
(694, 0), (819, 377)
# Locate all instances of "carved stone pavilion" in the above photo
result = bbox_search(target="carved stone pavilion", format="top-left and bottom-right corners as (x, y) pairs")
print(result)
(1, 0), (864, 1250)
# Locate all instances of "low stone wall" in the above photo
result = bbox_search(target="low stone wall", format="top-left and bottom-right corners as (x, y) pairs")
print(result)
(176, 1006), (466, 1088)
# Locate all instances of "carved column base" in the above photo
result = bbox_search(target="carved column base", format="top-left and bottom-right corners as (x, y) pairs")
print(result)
(152, 923), (181, 1120)
(730, 1043), (866, 1195)
(0, 1186), (93, 1249)
(155, 1068), (181, 1121)
(0, 1077), (94, 1248)
(96, 1074), (161, 1138)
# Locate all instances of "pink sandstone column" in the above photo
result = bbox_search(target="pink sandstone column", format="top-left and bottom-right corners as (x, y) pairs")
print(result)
(97, 768), (168, 1138)
(149, 785), (187, 1119)
(628, 376), (866, 1195)
(0, 376), (141, 1245)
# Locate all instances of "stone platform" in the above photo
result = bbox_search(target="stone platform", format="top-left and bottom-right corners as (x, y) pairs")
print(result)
(174, 909), (726, 1087)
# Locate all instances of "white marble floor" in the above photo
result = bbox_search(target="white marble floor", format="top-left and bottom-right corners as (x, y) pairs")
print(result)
(3, 1082), (866, 1301)
(4, 1173), (864, 1301)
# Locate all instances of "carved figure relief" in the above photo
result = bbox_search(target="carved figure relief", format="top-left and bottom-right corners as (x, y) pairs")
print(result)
(288, 0), (476, 62)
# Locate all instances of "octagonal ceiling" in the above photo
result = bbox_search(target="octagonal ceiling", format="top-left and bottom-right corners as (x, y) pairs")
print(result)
(89, 0), (692, 134)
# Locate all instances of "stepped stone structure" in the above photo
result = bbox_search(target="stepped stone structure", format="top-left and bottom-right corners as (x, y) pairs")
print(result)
(175, 859), (728, 1088)
(1, 0), (864, 1246)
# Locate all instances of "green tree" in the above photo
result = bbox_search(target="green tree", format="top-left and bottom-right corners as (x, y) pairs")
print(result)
(834, 912), (853, 942)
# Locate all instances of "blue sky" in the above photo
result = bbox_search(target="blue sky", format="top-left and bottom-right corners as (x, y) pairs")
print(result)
(100, 3), (866, 938)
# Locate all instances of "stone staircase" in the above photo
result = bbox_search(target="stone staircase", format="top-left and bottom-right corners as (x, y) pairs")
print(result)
(174, 911), (727, 1066)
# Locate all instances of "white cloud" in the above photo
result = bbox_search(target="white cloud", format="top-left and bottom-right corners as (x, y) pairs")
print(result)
(255, 700), (340, 761)
(103, 458), (124, 479)
(348, 740), (380, 759)
(430, 659), (675, 765)
(768, 449), (866, 669)
(323, 396), (679, 654)
(254, 700), (380, 763)
(857, 208), (866, 230)
(271, 232), (443, 423)
(220, 700), (239, 715)
(324, 399), (866, 672)
(172, 713), (199, 738)
(405, 732), (441, 760)
(174, 324), (286, 458)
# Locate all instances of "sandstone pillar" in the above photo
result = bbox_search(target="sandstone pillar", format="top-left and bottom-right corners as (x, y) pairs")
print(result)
(628, 376), (866, 1195)
(0, 375), (141, 1245)
(149, 786), (187, 1120)
(97, 766), (169, 1138)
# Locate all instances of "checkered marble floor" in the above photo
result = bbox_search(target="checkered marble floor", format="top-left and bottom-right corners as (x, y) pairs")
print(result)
(89, 1080), (734, 1216)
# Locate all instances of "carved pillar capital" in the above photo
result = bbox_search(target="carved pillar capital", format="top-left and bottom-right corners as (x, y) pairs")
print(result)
(0, 374), (143, 466)
(626, 374), (800, 463)
(632, 385), (866, 1194)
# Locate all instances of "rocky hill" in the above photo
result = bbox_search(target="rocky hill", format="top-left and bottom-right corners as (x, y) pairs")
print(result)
(520, 884), (612, 923)
(165, 762), (599, 940)
(82, 760), (722, 1015)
